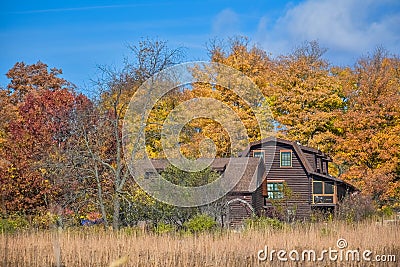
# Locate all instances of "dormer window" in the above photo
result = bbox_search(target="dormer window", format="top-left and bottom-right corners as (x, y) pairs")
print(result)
(316, 157), (321, 172)
(280, 150), (292, 167)
(321, 160), (325, 173)
(252, 150), (265, 161)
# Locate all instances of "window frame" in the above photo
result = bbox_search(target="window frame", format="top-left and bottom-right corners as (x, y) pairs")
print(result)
(313, 180), (323, 194)
(280, 150), (292, 167)
(266, 180), (285, 200)
(252, 150), (265, 161)
(312, 179), (336, 204)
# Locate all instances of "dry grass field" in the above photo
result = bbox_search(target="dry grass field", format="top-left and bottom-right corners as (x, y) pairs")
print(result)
(1, 220), (399, 267)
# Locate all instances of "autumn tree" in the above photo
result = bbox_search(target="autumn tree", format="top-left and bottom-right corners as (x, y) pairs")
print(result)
(0, 62), (90, 216)
(207, 36), (273, 89)
(86, 39), (183, 229)
(171, 37), (275, 158)
(334, 49), (400, 206)
(2, 37), (398, 225)
(206, 39), (343, 153)
(144, 88), (191, 158)
(267, 41), (345, 153)
(0, 88), (14, 165)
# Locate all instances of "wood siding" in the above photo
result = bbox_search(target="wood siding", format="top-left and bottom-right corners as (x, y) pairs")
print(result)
(252, 183), (265, 216)
(226, 194), (254, 227)
(250, 142), (311, 219)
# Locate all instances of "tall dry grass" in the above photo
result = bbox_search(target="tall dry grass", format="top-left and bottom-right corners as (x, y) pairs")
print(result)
(1, 220), (399, 266)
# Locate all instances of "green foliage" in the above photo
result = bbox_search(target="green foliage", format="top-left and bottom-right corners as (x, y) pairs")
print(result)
(161, 164), (219, 187)
(244, 216), (284, 230)
(31, 212), (59, 229)
(183, 214), (217, 233)
(0, 216), (29, 233)
(378, 205), (394, 218)
(154, 222), (176, 234)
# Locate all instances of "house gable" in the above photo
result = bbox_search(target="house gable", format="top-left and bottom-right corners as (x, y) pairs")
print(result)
(240, 137), (311, 219)
(240, 137), (356, 220)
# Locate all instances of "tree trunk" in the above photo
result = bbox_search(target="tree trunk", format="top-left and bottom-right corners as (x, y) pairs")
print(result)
(94, 165), (109, 227)
(112, 193), (120, 230)
(97, 183), (108, 227)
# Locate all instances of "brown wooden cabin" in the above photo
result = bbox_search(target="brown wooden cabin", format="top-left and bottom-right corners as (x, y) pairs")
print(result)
(149, 137), (355, 227)
(239, 137), (355, 222)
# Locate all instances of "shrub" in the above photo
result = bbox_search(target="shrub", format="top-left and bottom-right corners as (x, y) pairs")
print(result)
(0, 215), (29, 233)
(154, 222), (176, 234)
(378, 205), (394, 218)
(336, 193), (376, 222)
(183, 214), (217, 233)
(310, 208), (334, 223)
(31, 212), (58, 229)
(244, 216), (284, 230)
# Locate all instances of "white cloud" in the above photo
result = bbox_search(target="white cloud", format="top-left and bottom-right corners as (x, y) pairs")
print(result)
(256, 0), (400, 64)
(212, 8), (240, 36)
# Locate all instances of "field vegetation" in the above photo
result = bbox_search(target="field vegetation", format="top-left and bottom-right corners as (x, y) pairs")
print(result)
(1, 218), (399, 267)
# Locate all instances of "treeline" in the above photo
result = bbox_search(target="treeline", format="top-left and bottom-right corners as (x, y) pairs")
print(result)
(0, 38), (399, 229)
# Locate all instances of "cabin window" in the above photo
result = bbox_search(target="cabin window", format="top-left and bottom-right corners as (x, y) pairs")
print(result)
(321, 160), (325, 173)
(313, 180), (335, 204)
(145, 170), (157, 179)
(280, 151), (292, 167)
(313, 181), (323, 194)
(252, 150), (265, 160)
(267, 181), (284, 199)
(324, 181), (334, 194)
(316, 157), (321, 172)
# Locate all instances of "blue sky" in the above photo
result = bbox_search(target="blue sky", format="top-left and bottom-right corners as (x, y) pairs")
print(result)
(1, 0), (399, 91)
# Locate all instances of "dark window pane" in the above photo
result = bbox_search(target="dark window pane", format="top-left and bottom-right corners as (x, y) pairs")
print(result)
(324, 182), (334, 194)
(313, 181), (323, 194)
(253, 151), (264, 159)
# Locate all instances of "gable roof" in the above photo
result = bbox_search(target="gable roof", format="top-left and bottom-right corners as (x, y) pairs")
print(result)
(226, 157), (265, 192)
(298, 144), (332, 161)
(150, 157), (265, 193)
